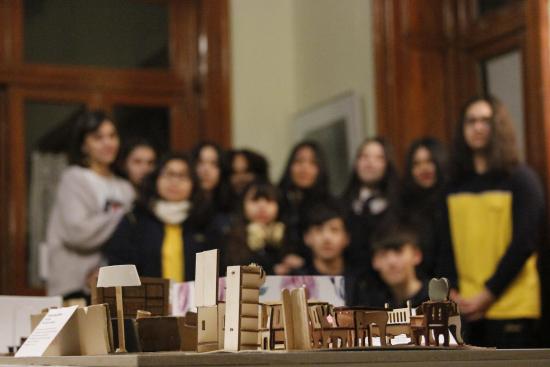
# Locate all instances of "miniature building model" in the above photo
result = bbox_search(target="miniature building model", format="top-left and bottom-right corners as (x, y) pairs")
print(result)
(224, 264), (266, 351)
(91, 277), (170, 318)
(195, 249), (225, 352)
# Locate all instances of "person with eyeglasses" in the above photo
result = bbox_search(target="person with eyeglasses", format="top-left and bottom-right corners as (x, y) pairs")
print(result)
(104, 153), (224, 282)
(442, 96), (544, 348)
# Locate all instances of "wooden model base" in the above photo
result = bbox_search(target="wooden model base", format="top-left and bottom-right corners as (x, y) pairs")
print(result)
(3, 348), (550, 367)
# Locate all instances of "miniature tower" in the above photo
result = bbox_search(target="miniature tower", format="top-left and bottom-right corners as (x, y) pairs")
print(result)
(195, 249), (225, 352)
(224, 264), (266, 351)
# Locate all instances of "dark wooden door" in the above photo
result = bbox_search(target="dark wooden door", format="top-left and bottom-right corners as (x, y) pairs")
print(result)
(0, 0), (231, 295)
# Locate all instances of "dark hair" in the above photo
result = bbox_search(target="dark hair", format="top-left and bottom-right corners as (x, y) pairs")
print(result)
(305, 200), (347, 231)
(229, 149), (269, 181)
(139, 152), (208, 227)
(402, 137), (448, 196)
(341, 137), (400, 207)
(68, 110), (117, 167)
(451, 95), (520, 181)
(278, 141), (330, 197)
(243, 180), (280, 203)
(237, 180), (281, 224)
(191, 142), (231, 212)
(371, 225), (419, 253)
(115, 137), (157, 180)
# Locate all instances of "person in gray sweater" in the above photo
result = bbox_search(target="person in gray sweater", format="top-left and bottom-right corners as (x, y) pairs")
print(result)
(45, 111), (134, 297)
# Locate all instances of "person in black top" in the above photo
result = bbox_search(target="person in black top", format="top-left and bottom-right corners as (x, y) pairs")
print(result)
(444, 95), (544, 348)
(400, 137), (449, 279)
(104, 153), (224, 282)
(350, 226), (429, 309)
(341, 137), (400, 271)
(225, 180), (286, 274)
(277, 141), (332, 274)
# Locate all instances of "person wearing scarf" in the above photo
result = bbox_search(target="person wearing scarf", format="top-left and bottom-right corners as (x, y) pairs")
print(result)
(104, 153), (221, 282)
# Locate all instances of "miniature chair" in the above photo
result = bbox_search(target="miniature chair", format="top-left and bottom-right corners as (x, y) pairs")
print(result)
(316, 308), (351, 348)
(422, 301), (451, 347)
(410, 315), (426, 346)
(385, 301), (412, 345)
(354, 310), (389, 347)
(447, 302), (464, 345)
(307, 304), (325, 349)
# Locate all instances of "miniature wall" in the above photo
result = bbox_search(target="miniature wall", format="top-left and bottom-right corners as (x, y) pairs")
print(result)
(230, 0), (376, 180)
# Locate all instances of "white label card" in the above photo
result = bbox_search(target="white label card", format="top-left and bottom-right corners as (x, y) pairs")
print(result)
(15, 305), (78, 357)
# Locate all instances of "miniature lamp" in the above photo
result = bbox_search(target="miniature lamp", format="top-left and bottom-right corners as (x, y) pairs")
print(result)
(97, 265), (141, 353)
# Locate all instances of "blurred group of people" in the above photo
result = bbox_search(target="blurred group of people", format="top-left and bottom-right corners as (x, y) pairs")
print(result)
(44, 95), (545, 348)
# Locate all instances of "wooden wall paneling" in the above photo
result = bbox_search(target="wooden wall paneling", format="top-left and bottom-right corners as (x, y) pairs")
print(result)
(0, 88), (9, 294)
(170, 0), (200, 151)
(458, 1), (525, 48)
(374, 0), (401, 155)
(0, 0), (233, 294)
(198, 0), (231, 147)
(6, 87), (27, 295)
(0, 0), (22, 66)
(524, 0), (550, 347)
(524, 0), (550, 186)
(0, 65), (185, 95)
(374, 0), (457, 167)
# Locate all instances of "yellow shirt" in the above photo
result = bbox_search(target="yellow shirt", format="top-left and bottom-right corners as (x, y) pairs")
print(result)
(161, 224), (184, 282)
(448, 191), (540, 319)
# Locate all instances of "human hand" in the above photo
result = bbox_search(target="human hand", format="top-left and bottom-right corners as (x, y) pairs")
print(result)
(282, 254), (305, 269)
(273, 263), (290, 275)
(459, 288), (495, 321)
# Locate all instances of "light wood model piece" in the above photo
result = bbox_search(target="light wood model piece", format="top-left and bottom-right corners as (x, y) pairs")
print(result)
(224, 264), (266, 351)
(195, 249), (225, 352)
(96, 265), (141, 353)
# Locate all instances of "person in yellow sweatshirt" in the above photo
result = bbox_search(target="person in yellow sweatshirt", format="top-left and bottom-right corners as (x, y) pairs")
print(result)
(105, 153), (226, 282)
(444, 96), (544, 348)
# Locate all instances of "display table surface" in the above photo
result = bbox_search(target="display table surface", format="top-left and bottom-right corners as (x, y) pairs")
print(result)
(1, 348), (550, 367)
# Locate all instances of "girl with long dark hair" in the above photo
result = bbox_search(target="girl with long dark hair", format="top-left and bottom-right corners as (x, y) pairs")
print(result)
(341, 137), (400, 269)
(45, 110), (134, 297)
(191, 142), (231, 214)
(277, 141), (332, 273)
(116, 137), (157, 189)
(400, 137), (449, 278)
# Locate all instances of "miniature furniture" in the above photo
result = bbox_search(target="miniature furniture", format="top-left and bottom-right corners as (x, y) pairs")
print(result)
(385, 301), (413, 345)
(422, 302), (451, 347)
(224, 264), (266, 351)
(316, 307), (352, 349)
(307, 302), (331, 349)
(96, 265), (141, 353)
(354, 310), (388, 347)
(410, 315), (426, 346)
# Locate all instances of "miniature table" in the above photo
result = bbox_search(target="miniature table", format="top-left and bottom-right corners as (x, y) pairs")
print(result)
(2, 348), (550, 367)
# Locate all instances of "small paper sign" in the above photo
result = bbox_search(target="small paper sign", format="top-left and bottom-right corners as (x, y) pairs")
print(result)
(15, 306), (78, 357)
